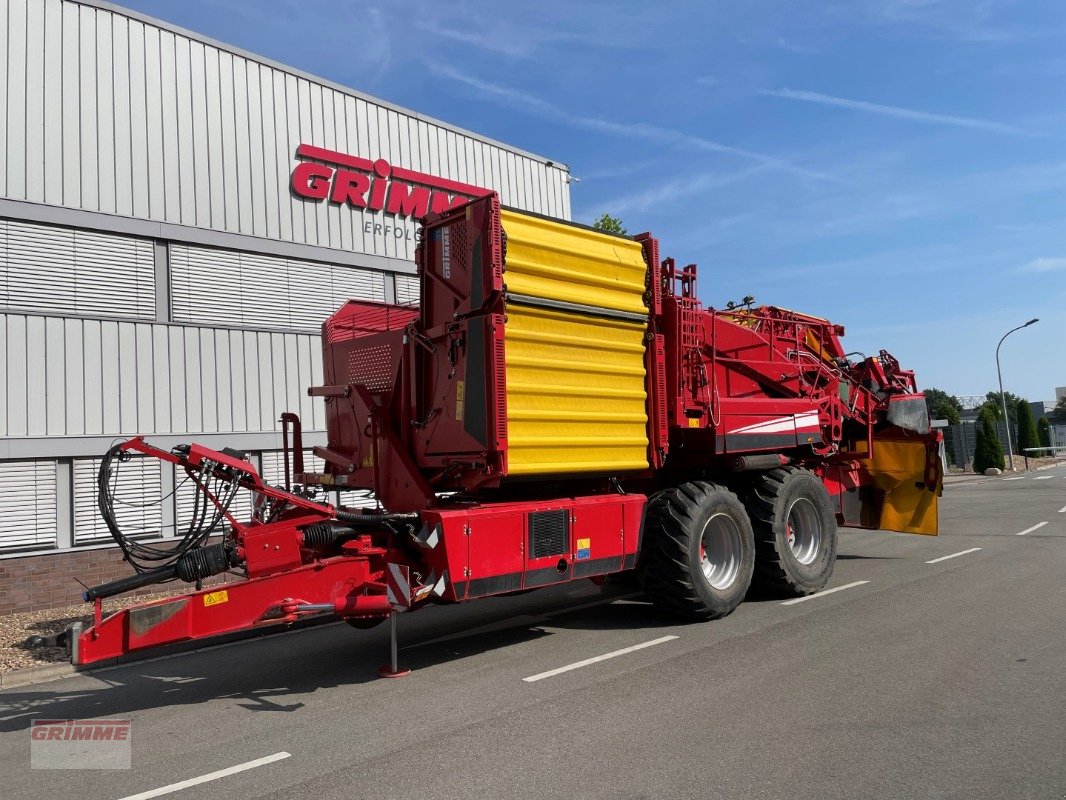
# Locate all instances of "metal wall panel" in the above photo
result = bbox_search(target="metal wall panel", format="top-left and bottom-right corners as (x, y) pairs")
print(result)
(0, 461), (58, 551)
(169, 243), (386, 332)
(4, 0), (570, 263)
(0, 218), (155, 318)
(0, 312), (326, 437)
(73, 455), (161, 543)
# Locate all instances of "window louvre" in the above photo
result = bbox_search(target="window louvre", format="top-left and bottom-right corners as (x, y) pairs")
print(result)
(395, 274), (419, 306)
(74, 456), (162, 544)
(171, 244), (386, 332)
(0, 219), (155, 319)
(0, 461), (58, 552)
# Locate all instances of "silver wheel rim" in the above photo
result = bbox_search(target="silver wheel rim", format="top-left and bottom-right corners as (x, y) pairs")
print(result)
(786, 497), (821, 565)
(700, 512), (743, 590)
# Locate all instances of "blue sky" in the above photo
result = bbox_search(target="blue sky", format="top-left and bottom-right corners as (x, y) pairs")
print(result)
(123, 0), (1066, 404)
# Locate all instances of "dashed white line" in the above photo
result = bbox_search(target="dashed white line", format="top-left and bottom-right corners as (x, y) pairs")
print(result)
(780, 580), (870, 606)
(523, 635), (678, 682)
(1016, 521), (1048, 536)
(1002, 477), (1026, 481)
(926, 547), (982, 564)
(1058, 504), (1066, 514)
(116, 752), (291, 800)
(1033, 475), (1054, 480)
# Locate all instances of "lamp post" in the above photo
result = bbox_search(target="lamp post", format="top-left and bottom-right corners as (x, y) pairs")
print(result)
(996, 318), (1039, 471)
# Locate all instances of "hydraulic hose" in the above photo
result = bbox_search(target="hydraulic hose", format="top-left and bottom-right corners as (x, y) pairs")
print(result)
(83, 543), (237, 601)
(84, 564), (177, 601)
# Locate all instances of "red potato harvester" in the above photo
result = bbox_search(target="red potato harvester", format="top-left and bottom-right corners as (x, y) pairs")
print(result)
(70, 195), (941, 667)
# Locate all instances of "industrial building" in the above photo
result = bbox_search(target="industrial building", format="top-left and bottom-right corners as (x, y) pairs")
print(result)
(0, 0), (571, 612)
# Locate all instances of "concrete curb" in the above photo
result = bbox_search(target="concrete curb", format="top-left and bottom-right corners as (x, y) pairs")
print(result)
(0, 662), (77, 689)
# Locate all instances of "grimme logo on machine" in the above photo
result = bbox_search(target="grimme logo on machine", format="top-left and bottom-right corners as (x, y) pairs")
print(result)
(290, 144), (489, 240)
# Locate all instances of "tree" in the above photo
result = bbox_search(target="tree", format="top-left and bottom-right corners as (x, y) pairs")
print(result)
(1051, 396), (1066, 423)
(592, 213), (627, 236)
(1015, 399), (1040, 454)
(972, 406), (1005, 473)
(924, 388), (962, 425)
(1037, 417), (1052, 449)
(984, 390), (1022, 425)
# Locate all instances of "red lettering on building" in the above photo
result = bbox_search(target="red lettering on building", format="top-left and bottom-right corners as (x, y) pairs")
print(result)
(290, 161), (332, 200)
(290, 144), (490, 219)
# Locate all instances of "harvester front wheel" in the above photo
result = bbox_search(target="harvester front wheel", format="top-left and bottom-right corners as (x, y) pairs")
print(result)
(747, 467), (837, 596)
(640, 482), (755, 620)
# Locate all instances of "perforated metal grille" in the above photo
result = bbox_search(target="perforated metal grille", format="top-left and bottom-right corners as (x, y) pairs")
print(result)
(528, 510), (569, 559)
(494, 336), (507, 443)
(348, 345), (394, 392)
(451, 221), (470, 277)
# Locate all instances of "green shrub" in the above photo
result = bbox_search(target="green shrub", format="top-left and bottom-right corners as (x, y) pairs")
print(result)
(973, 408), (1005, 473)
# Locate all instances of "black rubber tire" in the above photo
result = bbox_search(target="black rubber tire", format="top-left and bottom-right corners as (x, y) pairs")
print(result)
(639, 481), (756, 620)
(746, 467), (837, 596)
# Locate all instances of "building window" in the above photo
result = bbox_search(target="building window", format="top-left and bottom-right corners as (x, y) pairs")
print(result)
(170, 244), (386, 332)
(73, 456), (162, 545)
(0, 220), (155, 319)
(0, 461), (58, 553)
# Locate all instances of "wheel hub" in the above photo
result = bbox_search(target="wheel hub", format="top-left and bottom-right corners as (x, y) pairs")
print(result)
(785, 497), (821, 565)
(700, 512), (743, 590)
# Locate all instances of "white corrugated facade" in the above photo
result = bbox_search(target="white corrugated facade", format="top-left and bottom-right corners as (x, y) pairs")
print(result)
(0, 0), (571, 556)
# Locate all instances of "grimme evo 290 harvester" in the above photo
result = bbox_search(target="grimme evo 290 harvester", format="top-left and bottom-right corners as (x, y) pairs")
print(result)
(71, 194), (941, 666)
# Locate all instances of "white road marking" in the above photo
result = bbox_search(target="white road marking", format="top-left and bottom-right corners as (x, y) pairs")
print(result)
(523, 635), (678, 682)
(1058, 504), (1066, 514)
(780, 580), (870, 606)
(116, 752), (291, 800)
(926, 547), (982, 564)
(1002, 477), (1026, 481)
(1033, 475), (1054, 480)
(1016, 521), (1048, 536)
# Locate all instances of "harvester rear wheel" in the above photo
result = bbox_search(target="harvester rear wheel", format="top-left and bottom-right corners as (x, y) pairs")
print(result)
(639, 482), (755, 620)
(747, 467), (837, 596)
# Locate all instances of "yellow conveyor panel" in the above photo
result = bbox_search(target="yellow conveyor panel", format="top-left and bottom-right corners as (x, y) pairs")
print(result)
(504, 304), (650, 475)
(499, 209), (648, 316)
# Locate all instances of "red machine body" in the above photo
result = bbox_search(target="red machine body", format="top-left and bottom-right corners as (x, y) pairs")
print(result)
(73, 195), (941, 667)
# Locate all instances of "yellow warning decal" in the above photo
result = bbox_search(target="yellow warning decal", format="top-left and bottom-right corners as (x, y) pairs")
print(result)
(576, 538), (591, 559)
(456, 380), (466, 421)
(203, 589), (229, 607)
(688, 418), (700, 428)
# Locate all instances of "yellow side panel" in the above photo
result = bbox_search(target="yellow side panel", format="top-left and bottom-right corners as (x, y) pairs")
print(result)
(499, 209), (648, 315)
(868, 439), (939, 535)
(505, 304), (650, 475)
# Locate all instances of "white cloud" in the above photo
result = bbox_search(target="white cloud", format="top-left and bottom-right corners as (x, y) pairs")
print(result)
(603, 165), (771, 216)
(1020, 257), (1066, 272)
(427, 64), (841, 183)
(761, 88), (1038, 136)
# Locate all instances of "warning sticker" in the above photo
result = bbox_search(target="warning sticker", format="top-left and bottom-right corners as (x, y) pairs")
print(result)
(455, 380), (466, 421)
(576, 538), (591, 560)
(203, 590), (229, 607)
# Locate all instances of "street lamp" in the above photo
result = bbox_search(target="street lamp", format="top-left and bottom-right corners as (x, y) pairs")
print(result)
(996, 318), (1039, 471)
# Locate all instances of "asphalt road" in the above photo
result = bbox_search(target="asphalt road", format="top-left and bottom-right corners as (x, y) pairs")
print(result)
(1, 469), (1064, 800)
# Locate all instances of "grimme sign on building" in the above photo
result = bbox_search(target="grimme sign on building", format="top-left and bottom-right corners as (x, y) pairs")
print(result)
(290, 143), (491, 243)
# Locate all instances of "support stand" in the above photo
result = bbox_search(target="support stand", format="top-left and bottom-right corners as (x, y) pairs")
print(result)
(377, 610), (411, 678)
